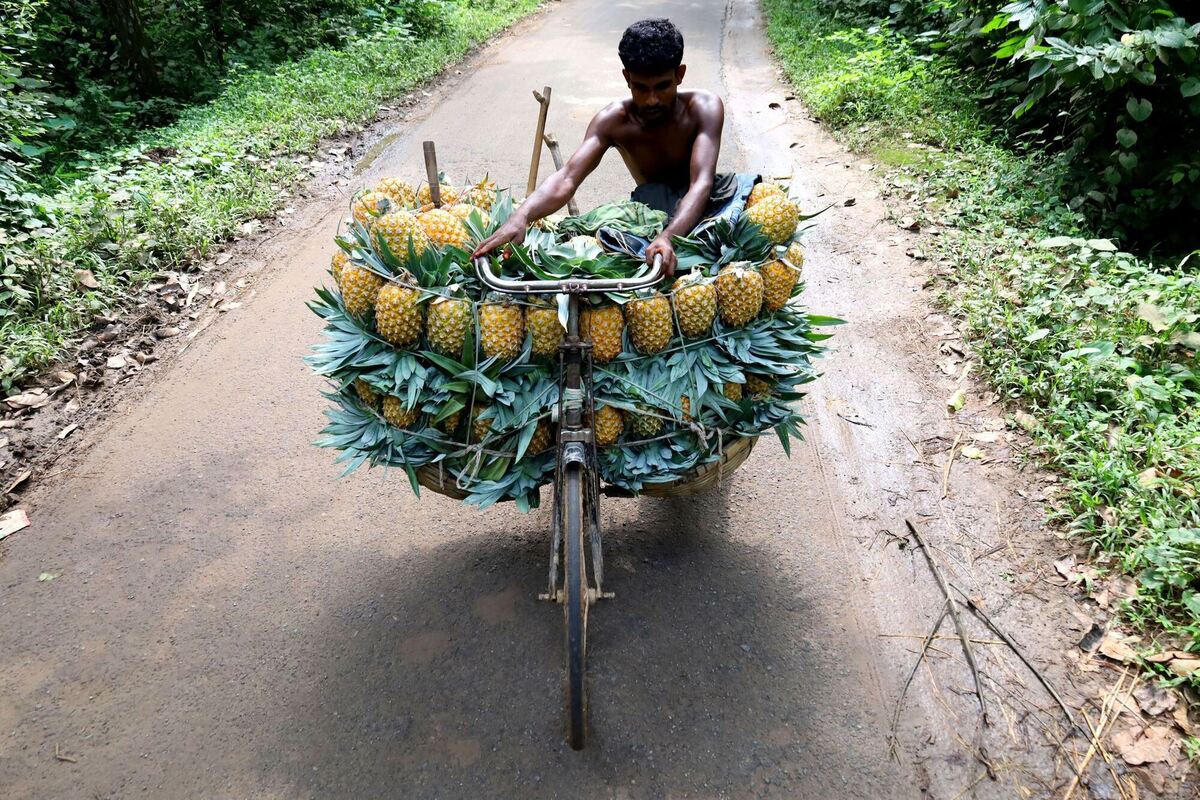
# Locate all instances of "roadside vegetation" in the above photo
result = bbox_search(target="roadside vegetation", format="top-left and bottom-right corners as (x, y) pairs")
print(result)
(0, 0), (540, 389)
(761, 0), (1199, 670)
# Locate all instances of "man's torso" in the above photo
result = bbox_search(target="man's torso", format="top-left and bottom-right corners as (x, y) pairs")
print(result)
(603, 90), (716, 189)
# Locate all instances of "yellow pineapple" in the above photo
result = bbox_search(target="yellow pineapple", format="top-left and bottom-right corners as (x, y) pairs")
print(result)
(680, 395), (692, 422)
(715, 265), (764, 327)
(745, 193), (800, 244)
(439, 407), (462, 435)
(761, 259), (800, 312)
(426, 296), (471, 355)
(529, 420), (552, 454)
(375, 177), (416, 208)
(382, 395), (420, 428)
(628, 406), (663, 438)
(446, 203), (489, 226)
(626, 293), (672, 355)
(371, 211), (430, 264)
(581, 305), (624, 363)
(525, 300), (563, 359)
(417, 181), (459, 209)
(351, 190), (388, 225)
(593, 405), (624, 447)
(479, 298), (524, 361)
(723, 382), (744, 403)
(465, 176), (497, 211)
(354, 378), (379, 409)
(470, 403), (493, 442)
(417, 208), (472, 250)
(374, 282), (423, 348)
(747, 182), (786, 208)
(672, 272), (717, 339)
(784, 241), (805, 271)
(339, 264), (384, 316)
(746, 375), (773, 397)
(331, 249), (349, 287)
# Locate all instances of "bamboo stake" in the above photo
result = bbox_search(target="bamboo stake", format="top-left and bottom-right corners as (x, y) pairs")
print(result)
(543, 133), (578, 215)
(422, 141), (442, 207)
(527, 87), (552, 198)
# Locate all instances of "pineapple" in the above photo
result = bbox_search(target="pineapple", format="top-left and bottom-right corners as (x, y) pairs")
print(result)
(471, 403), (493, 442)
(672, 272), (717, 339)
(446, 203), (488, 226)
(465, 176), (497, 211)
(371, 211), (430, 265)
(479, 297), (524, 361)
(746, 374), (773, 397)
(526, 299), (563, 359)
(331, 249), (349, 287)
(784, 241), (805, 271)
(375, 177), (417, 208)
(723, 382), (744, 403)
(715, 265), (764, 327)
(628, 406), (663, 438)
(382, 395), (420, 429)
(374, 281), (423, 348)
(417, 208), (472, 250)
(593, 405), (624, 447)
(351, 190), (389, 225)
(354, 378), (379, 409)
(626, 293), (672, 355)
(745, 193), (800, 244)
(581, 305), (625, 363)
(761, 259), (800, 312)
(439, 407), (462, 435)
(426, 296), (472, 355)
(418, 181), (459, 209)
(679, 395), (693, 422)
(529, 420), (552, 454)
(340, 264), (384, 316)
(747, 182), (785, 208)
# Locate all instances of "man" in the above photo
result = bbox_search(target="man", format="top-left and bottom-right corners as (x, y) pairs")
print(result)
(473, 18), (726, 276)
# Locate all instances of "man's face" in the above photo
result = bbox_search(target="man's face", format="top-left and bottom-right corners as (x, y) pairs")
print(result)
(623, 65), (686, 123)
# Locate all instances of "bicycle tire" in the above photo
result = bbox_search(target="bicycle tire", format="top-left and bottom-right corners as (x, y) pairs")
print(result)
(564, 462), (588, 750)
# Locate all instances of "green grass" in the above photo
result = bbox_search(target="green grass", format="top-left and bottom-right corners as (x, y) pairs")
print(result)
(0, 0), (541, 388)
(763, 0), (1200, 662)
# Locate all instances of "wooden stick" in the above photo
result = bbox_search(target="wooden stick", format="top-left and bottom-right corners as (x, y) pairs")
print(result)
(948, 582), (1085, 736)
(889, 600), (949, 761)
(422, 141), (441, 207)
(906, 519), (990, 726)
(543, 133), (578, 215)
(527, 87), (552, 198)
(1062, 671), (1130, 800)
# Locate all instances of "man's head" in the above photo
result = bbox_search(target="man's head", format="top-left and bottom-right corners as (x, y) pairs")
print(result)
(618, 18), (685, 123)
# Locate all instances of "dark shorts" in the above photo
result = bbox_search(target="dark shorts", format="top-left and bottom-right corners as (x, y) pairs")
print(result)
(630, 172), (741, 220)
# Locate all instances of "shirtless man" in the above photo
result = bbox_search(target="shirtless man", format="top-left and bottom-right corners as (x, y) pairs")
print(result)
(472, 17), (725, 277)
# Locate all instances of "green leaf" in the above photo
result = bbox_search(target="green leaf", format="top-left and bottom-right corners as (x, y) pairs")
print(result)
(1116, 128), (1137, 148)
(1023, 328), (1050, 343)
(1182, 78), (1200, 99)
(1126, 97), (1153, 122)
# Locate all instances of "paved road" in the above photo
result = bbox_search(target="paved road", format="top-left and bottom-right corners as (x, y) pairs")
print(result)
(0, 1), (951, 797)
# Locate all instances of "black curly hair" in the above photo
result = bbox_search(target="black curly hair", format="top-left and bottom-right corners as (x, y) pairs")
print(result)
(618, 18), (684, 74)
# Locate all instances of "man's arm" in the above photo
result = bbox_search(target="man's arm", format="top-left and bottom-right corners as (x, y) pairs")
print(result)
(472, 108), (615, 257)
(645, 94), (724, 276)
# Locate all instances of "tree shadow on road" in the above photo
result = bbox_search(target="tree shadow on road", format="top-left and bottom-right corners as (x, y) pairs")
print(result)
(255, 483), (891, 798)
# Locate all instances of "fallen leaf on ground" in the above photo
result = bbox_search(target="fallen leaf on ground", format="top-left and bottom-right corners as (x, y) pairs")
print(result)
(1013, 410), (1038, 431)
(0, 509), (30, 540)
(1172, 705), (1194, 735)
(106, 355), (127, 370)
(74, 269), (100, 289)
(1098, 630), (1139, 664)
(960, 445), (984, 459)
(4, 469), (32, 494)
(1137, 467), (1159, 487)
(971, 431), (1004, 443)
(51, 370), (76, 387)
(5, 389), (49, 410)
(946, 389), (966, 412)
(1144, 650), (1190, 664)
(37, 571), (60, 582)
(57, 423), (78, 440)
(1167, 657), (1200, 678)
(1134, 683), (1178, 716)
(1111, 725), (1177, 766)
(1078, 623), (1106, 653)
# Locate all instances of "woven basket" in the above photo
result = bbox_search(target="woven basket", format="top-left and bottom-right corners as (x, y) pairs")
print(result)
(415, 436), (755, 501)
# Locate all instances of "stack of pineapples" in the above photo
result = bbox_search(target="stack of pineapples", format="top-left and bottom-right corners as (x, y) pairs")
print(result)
(308, 174), (833, 510)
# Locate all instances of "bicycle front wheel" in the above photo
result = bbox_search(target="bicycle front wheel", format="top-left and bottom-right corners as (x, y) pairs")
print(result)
(563, 461), (588, 750)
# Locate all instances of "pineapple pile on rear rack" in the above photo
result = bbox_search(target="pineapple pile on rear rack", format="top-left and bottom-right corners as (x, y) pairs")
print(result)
(307, 175), (836, 509)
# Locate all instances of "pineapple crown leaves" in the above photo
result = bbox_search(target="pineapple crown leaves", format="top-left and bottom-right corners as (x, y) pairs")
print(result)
(305, 287), (396, 375)
(674, 216), (774, 274)
(315, 391), (438, 478)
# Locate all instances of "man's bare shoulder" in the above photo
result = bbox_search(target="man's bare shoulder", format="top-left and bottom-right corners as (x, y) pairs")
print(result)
(588, 101), (630, 133)
(682, 89), (724, 119)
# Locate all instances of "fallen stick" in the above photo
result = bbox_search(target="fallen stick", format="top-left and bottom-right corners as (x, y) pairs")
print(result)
(889, 600), (949, 761)
(947, 582), (1085, 737)
(941, 432), (962, 499)
(1062, 670), (1132, 800)
(906, 519), (990, 727)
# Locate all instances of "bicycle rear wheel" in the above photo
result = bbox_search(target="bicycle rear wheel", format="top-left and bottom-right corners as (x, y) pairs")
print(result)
(563, 461), (588, 750)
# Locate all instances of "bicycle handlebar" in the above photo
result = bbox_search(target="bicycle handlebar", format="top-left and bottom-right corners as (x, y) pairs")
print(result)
(474, 253), (664, 295)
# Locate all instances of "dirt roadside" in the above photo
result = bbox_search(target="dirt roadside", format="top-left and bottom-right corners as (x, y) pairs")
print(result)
(0, 0), (1193, 797)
